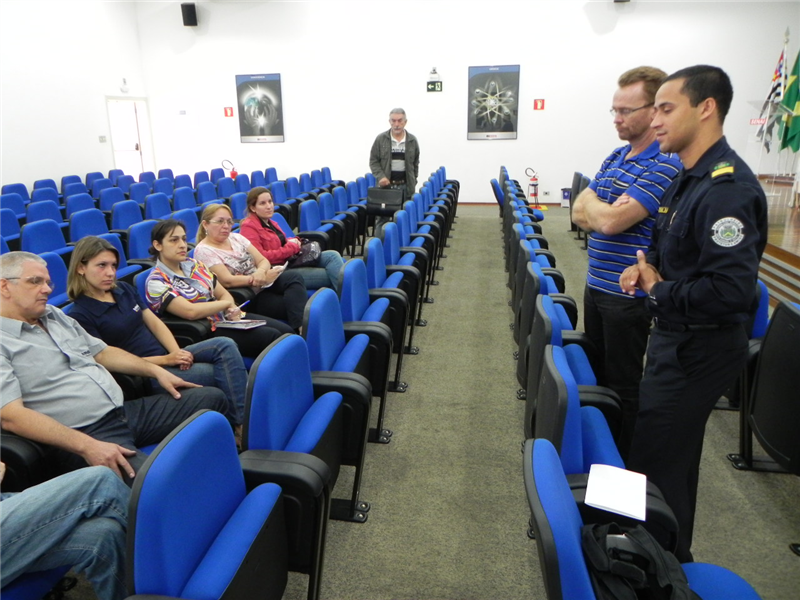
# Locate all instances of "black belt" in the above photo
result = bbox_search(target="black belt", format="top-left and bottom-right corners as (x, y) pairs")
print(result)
(653, 318), (737, 332)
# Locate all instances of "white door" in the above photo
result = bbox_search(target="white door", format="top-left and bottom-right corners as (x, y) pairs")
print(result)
(106, 99), (155, 177)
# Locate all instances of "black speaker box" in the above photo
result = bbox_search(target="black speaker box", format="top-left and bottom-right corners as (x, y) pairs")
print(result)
(181, 3), (198, 27)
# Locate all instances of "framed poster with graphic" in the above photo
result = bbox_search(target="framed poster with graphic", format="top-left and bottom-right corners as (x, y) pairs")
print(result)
(235, 73), (284, 143)
(467, 65), (519, 140)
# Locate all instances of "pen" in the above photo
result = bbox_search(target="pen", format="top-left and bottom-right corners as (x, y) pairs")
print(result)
(237, 300), (250, 310)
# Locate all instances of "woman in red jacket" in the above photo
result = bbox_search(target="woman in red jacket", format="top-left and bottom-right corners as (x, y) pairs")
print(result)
(239, 186), (344, 290)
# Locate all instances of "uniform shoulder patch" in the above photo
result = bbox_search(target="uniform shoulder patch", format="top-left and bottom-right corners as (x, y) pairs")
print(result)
(711, 160), (734, 179)
(711, 217), (745, 247)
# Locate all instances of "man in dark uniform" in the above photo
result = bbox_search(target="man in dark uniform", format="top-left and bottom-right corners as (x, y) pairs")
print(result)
(620, 65), (768, 562)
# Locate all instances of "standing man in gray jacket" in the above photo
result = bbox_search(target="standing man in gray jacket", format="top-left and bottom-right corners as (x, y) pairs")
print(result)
(369, 108), (420, 199)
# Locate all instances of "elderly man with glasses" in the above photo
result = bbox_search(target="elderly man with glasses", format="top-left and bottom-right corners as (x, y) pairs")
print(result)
(571, 66), (682, 459)
(0, 251), (227, 485)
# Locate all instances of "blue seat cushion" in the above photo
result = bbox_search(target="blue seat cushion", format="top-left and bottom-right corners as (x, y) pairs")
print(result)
(682, 563), (762, 599)
(563, 344), (596, 387)
(331, 333), (370, 373)
(383, 272), (404, 289)
(361, 298), (389, 322)
(284, 391), (342, 454)
(181, 483), (283, 599)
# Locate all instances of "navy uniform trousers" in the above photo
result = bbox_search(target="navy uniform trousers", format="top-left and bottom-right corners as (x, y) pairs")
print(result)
(627, 323), (748, 562)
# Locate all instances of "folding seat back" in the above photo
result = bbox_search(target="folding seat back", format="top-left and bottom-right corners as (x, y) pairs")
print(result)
(250, 170), (267, 188)
(63, 181), (89, 198)
(138, 171), (156, 191)
(357, 177), (368, 199)
(33, 178), (59, 193)
(107, 169), (125, 185)
(26, 200), (65, 226)
(128, 182), (149, 205)
(91, 178), (113, 200)
(269, 181), (298, 228)
(321, 167), (334, 184)
(157, 168), (175, 181)
(21, 220), (71, 260)
(298, 200), (337, 252)
(116, 174), (135, 195)
(85, 172), (104, 190)
(230, 192), (248, 221)
(265, 167), (279, 184)
(98, 186), (126, 212)
(0, 208), (21, 250)
(0, 193), (27, 221)
(364, 173), (376, 188)
(152, 177), (174, 199)
(339, 258), (391, 326)
(127, 219), (158, 261)
(196, 180), (219, 205)
(194, 170), (210, 189)
(285, 176), (301, 198)
(0, 237), (8, 255)
(318, 192), (355, 255)
(174, 173), (192, 189)
(748, 301), (800, 475)
(65, 193), (96, 218)
(210, 167), (225, 183)
(311, 170), (324, 189)
(39, 252), (69, 307)
(129, 410), (288, 600)
(0, 183), (31, 204)
(60, 175), (82, 196)
(110, 199), (143, 231)
(234, 173), (251, 194)
(299, 173), (313, 193)
(172, 187), (199, 213)
(69, 208), (109, 242)
(144, 192), (172, 220)
(244, 334), (343, 468)
(170, 209), (201, 244)
(31, 187), (59, 204)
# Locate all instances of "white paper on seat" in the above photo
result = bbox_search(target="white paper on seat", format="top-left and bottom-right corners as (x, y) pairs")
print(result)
(584, 463), (647, 521)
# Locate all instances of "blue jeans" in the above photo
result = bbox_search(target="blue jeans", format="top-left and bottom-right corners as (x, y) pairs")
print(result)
(156, 337), (247, 425)
(293, 250), (344, 291)
(1, 466), (129, 600)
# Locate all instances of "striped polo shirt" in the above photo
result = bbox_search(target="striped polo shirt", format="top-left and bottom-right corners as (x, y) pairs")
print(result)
(587, 141), (682, 298)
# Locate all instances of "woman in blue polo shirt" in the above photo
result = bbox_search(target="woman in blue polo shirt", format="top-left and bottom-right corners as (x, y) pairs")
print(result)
(66, 236), (247, 432)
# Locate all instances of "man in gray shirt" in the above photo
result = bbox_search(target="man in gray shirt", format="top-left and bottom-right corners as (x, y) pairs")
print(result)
(0, 252), (227, 482)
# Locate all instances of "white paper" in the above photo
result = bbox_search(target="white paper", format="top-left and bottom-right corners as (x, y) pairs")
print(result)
(584, 463), (647, 521)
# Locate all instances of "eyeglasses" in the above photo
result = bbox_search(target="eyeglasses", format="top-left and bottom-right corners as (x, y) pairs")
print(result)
(208, 218), (234, 226)
(609, 103), (654, 117)
(4, 276), (53, 288)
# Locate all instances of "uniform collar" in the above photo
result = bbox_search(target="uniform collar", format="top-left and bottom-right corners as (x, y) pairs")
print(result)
(684, 136), (729, 179)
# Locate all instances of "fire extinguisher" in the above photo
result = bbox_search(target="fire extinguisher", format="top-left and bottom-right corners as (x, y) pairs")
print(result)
(222, 159), (238, 179)
(525, 167), (540, 208)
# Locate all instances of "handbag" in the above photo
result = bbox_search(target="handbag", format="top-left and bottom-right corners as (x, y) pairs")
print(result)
(366, 186), (405, 216)
(286, 239), (322, 268)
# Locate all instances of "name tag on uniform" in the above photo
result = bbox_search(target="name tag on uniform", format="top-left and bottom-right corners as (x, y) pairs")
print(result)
(658, 207), (669, 213)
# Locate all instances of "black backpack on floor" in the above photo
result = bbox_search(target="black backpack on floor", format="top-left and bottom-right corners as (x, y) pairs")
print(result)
(581, 522), (701, 600)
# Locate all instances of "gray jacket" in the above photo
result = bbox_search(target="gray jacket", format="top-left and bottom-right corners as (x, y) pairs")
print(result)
(369, 129), (420, 193)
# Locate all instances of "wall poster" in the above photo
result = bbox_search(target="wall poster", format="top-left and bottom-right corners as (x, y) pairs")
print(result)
(235, 73), (284, 143)
(467, 65), (519, 140)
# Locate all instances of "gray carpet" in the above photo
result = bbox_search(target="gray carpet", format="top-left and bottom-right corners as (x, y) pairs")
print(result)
(67, 204), (800, 599)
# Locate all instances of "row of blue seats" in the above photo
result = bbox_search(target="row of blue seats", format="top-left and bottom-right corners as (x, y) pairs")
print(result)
(2, 167), (459, 600)
(493, 165), (764, 599)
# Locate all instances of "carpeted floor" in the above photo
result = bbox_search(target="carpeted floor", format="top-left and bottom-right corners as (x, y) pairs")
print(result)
(66, 203), (800, 600)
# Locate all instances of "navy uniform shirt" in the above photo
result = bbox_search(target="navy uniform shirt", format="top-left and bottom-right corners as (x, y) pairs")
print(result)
(70, 282), (167, 358)
(645, 137), (768, 325)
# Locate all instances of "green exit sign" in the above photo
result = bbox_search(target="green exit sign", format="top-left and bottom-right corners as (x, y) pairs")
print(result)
(427, 81), (443, 92)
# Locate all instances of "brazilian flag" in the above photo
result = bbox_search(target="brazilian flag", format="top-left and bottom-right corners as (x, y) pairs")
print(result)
(780, 50), (800, 152)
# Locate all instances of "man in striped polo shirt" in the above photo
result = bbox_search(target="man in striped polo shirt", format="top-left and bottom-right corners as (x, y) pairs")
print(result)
(572, 67), (682, 459)
(369, 108), (420, 200)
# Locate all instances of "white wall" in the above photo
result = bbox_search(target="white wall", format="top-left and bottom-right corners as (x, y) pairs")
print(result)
(2, 0), (799, 201)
